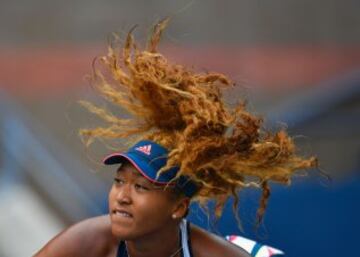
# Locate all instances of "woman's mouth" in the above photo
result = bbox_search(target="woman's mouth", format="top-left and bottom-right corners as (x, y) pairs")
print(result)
(113, 209), (133, 218)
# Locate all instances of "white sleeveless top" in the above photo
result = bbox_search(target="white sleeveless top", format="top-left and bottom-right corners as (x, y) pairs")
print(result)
(117, 219), (284, 257)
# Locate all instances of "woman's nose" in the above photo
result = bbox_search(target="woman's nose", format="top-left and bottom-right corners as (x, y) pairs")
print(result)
(116, 185), (132, 204)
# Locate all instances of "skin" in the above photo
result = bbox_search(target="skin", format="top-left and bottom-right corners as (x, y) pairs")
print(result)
(34, 161), (251, 257)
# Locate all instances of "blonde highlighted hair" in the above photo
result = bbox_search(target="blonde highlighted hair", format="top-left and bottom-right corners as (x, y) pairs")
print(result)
(80, 18), (318, 228)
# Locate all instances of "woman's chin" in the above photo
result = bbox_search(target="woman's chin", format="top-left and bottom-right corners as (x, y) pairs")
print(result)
(111, 226), (132, 240)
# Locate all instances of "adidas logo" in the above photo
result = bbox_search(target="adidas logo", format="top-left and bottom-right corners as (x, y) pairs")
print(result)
(135, 144), (152, 155)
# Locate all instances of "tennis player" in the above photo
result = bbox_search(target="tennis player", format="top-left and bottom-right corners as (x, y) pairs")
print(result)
(34, 18), (316, 257)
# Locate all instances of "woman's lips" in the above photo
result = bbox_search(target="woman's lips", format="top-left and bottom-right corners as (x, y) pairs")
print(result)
(112, 209), (133, 218)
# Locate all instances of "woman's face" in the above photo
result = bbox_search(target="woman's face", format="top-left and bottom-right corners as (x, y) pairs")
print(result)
(108, 161), (181, 240)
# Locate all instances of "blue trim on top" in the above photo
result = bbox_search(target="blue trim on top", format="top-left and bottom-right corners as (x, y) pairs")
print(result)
(250, 242), (262, 257)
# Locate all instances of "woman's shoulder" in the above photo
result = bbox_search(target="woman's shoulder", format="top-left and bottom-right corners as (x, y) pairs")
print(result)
(189, 223), (252, 257)
(34, 215), (118, 257)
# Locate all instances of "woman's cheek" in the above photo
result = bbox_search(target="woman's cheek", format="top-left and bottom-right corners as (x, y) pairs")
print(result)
(108, 186), (116, 209)
(143, 196), (173, 219)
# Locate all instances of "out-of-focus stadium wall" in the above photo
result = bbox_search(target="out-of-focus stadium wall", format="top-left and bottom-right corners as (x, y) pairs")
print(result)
(0, 1), (359, 257)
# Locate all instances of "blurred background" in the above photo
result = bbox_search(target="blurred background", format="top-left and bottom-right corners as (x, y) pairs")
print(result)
(0, 0), (359, 256)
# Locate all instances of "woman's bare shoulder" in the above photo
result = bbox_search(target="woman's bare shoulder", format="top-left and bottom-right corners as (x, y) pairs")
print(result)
(33, 215), (118, 257)
(190, 224), (251, 257)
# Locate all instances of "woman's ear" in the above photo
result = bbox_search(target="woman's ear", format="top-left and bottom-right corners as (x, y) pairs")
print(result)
(171, 197), (190, 219)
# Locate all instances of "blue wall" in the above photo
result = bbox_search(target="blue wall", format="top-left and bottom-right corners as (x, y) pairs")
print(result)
(188, 174), (360, 257)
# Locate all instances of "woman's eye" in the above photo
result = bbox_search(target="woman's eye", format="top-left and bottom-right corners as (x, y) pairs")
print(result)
(134, 184), (149, 191)
(113, 178), (124, 185)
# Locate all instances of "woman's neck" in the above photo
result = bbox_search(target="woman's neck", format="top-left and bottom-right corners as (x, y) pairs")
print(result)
(125, 221), (182, 257)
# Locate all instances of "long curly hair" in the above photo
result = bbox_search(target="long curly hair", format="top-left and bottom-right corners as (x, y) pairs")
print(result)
(79, 18), (318, 229)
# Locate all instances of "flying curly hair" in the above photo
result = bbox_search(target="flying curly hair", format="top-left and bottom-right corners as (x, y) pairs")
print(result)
(79, 18), (318, 229)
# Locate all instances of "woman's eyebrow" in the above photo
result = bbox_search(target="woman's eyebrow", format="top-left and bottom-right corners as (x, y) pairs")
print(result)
(133, 171), (144, 177)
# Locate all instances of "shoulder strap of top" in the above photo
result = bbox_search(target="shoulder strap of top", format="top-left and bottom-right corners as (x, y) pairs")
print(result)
(180, 219), (194, 257)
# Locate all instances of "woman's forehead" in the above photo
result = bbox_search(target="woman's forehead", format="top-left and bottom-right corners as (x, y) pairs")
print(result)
(116, 163), (177, 191)
(116, 162), (143, 177)
(115, 160), (178, 191)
